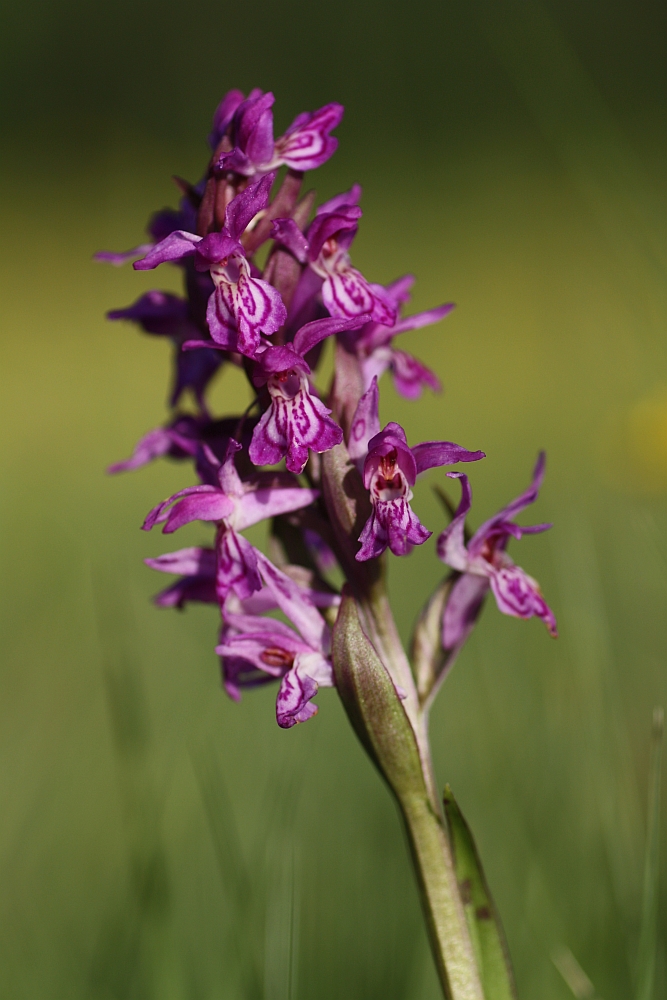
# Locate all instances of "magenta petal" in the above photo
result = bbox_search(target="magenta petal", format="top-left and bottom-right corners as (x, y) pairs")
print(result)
(216, 529), (262, 601)
(412, 441), (485, 475)
(276, 668), (319, 728)
(356, 498), (431, 561)
(133, 231), (201, 270)
(322, 268), (376, 320)
(293, 314), (372, 356)
(365, 423), (416, 487)
(225, 173), (276, 241)
(234, 487), (319, 531)
(95, 244), (154, 266)
(248, 408), (286, 469)
(153, 576), (218, 608)
(249, 389), (343, 474)
(142, 484), (218, 531)
(209, 88), (246, 148)
(270, 218), (309, 263)
(206, 287), (238, 347)
(254, 550), (329, 652)
(442, 573), (490, 650)
(108, 427), (174, 474)
(307, 206), (361, 260)
(469, 452), (547, 552)
(164, 492), (235, 533)
(348, 376), (380, 466)
(390, 350), (442, 400)
(436, 473), (473, 572)
(489, 565), (558, 636)
(316, 185), (363, 215)
(195, 232), (242, 265)
(276, 102), (344, 171)
(235, 92), (275, 168)
(391, 302), (455, 336)
(144, 547), (216, 577)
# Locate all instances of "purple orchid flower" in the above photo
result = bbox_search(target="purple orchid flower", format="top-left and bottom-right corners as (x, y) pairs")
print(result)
(217, 550), (334, 727)
(340, 275), (453, 400)
(133, 175), (286, 357)
(271, 186), (397, 327)
(248, 315), (371, 474)
(107, 290), (222, 410)
(349, 379), (485, 560)
(437, 453), (557, 646)
(142, 440), (318, 601)
(212, 89), (344, 176)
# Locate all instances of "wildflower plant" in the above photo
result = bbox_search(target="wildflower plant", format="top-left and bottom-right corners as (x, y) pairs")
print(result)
(99, 88), (557, 998)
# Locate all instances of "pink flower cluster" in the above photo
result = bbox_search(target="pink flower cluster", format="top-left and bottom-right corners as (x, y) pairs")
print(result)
(99, 89), (556, 728)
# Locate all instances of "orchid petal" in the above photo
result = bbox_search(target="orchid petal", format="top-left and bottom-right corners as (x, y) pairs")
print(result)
(255, 550), (329, 653)
(442, 573), (490, 651)
(293, 314), (372, 357)
(225, 172), (276, 240)
(468, 451), (546, 553)
(153, 576), (218, 608)
(316, 185), (363, 215)
(275, 666), (320, 728)
(216, 528), (262, 600)
(108, 427), (175, 474)
(249, 386), (342, 474)
(412, 442), (485, 475)
(270, 218), (309, 263)
(436, 473), (473, 572)
(322, 269), (387, 322)
(391, 350), (442, 400)
(275, 102), (344, 171)
(233, 487), (319, 531)
(95, 243), (154, 266)
(133, 231), (202, 270)
(209, 88), (246, 148)
(357, 498), (431, 561)
(142, 484), (218, 531)
(348, 376), (380, 467)
(144, 547), (216, 577)
(391, 302), (455, 335)
(163, 492), (235, 533)
(489, 565), (558, 636)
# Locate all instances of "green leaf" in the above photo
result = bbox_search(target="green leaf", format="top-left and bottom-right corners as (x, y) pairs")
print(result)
(443, 785), (518, 999)
(332, 590), (426, 800)
(635, 706), (663, 1000)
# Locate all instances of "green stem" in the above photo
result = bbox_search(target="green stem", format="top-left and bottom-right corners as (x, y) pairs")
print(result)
(363, 593), (485, 1000)
(398, 787), (486, 1000)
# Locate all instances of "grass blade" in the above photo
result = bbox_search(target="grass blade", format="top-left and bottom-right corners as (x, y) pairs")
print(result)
(443, 786), (517, 999)
(635, 706), (664, 1000)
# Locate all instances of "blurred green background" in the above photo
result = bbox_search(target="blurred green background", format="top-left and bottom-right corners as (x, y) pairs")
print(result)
(1, 0), (665, 997)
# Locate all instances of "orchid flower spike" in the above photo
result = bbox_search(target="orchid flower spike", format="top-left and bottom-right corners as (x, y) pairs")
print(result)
(437, 452), (557, 647)
(134, 175), (286, 357)
(142, 439), (318, 602)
